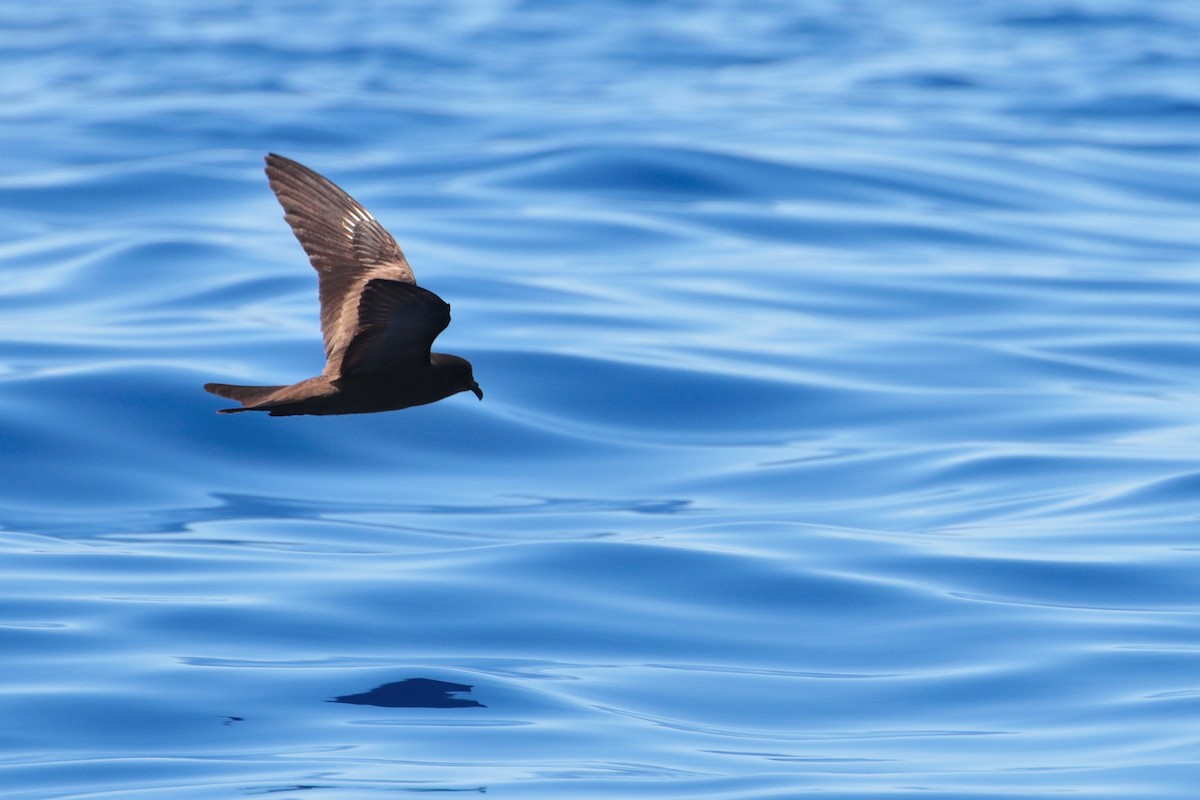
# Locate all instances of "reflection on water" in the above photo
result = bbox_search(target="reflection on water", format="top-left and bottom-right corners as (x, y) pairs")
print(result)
(4, 1), (1200, 798)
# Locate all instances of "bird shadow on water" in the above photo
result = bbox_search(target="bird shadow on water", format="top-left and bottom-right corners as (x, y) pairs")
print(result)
(331, 678), (485, 709)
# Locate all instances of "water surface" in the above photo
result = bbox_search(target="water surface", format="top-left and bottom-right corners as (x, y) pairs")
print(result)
(3, 1), (1200, 797)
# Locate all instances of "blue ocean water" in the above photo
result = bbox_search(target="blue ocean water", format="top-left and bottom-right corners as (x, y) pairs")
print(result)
(4, 0), (1200, 796)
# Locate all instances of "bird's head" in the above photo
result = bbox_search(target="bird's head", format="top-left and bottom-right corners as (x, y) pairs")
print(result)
(433, 353), (483, 401)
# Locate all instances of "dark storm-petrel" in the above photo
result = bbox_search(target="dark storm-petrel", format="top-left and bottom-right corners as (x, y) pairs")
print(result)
(204, 154), (482, 416)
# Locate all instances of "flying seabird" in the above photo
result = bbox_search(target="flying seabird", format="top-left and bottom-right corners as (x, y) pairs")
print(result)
(204, 154), (482, 416)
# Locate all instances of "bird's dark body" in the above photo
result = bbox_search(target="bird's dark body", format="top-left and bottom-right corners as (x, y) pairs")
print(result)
(204, 154), (481, 415)
(207, 354), (477, 416)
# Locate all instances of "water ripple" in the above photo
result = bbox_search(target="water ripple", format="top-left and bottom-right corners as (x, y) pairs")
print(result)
(5, 1), (1200, 798)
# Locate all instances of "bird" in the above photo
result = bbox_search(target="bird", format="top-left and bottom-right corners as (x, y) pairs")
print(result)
(204, 154), (482, 416)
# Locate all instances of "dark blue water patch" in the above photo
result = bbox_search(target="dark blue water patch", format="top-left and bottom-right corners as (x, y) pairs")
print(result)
(1000, 8), (1177, 30)
(494, 146), (758, 199)
(143, 273), (305, 318)
(0, 165), (249, 218)
(1036, 94), (1200, 125)
(1049, 339), (1200, 376)
(662, 207), (1044, 253)
(16, 239), (287, 314)
(478, 349), (831, 442)
(864, 72), (981, 91)
(948, 553), (1200, 612)
(473, 144), (1063, 211)
(1062, 470), (1200, 519)
(405, 209), (686, 256)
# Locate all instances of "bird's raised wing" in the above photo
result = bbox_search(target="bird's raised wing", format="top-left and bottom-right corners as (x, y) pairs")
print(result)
(339, 279), (451, 378)
(264, 154), (415, 375)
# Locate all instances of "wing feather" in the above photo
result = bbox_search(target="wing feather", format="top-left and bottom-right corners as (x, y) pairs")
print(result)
(263, 154), (416, 375)
(339, 279), (451, 377)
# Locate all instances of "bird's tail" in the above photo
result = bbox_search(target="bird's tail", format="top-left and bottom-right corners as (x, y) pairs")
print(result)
(203, 383), (285, 413)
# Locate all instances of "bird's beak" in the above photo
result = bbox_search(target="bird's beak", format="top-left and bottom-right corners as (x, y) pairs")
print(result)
(471, 383), (483, 400)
